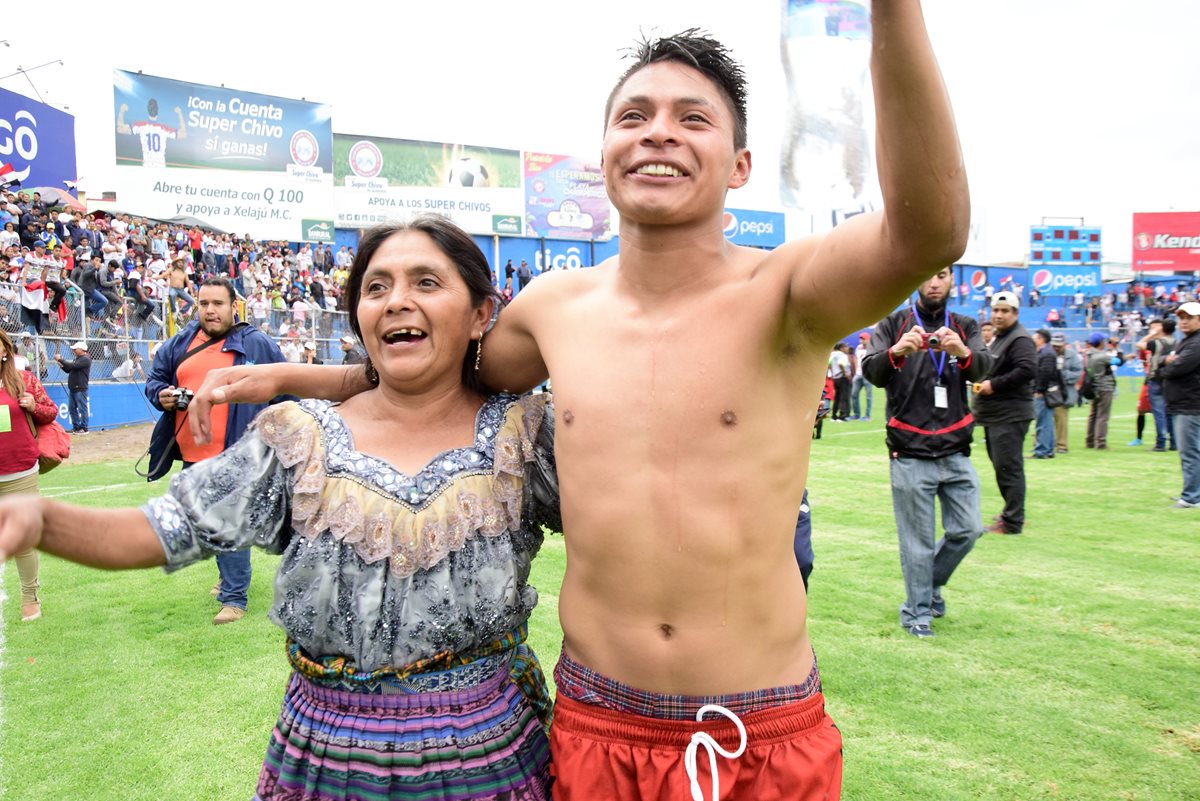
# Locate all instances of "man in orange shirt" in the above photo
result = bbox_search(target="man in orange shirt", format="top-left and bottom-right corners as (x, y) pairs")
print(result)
(145, 276), (288, 624)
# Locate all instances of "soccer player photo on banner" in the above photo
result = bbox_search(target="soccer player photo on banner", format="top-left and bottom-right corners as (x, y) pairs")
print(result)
(112, 70), (334, 241)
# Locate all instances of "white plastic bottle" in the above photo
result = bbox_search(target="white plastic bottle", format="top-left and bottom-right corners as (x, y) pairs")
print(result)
(780, 0), (874, 229)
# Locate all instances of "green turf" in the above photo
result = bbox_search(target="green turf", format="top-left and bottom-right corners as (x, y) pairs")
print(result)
(3, 385), (1197, 800)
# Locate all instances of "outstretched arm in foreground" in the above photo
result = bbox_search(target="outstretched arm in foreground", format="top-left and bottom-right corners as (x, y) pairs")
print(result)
(0, 497), (164, 570)
(786, 0), (970, 337)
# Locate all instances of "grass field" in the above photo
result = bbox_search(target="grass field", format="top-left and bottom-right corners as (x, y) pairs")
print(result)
(2, 387), (1197, 800)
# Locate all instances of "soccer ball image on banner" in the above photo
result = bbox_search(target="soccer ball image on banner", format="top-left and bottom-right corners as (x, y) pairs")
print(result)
(446, 157), (490, 187)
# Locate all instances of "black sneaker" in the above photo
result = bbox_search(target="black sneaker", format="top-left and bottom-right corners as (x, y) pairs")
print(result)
(931, 595), (946, 618)
(906, 623), (935, 639)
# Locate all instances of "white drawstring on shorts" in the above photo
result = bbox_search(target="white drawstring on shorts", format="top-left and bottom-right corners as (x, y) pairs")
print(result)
(684, 704), (748, 801)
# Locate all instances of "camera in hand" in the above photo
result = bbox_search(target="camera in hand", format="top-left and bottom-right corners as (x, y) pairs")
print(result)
(170, 387), (195, 411)
(924, 334), (940, 349)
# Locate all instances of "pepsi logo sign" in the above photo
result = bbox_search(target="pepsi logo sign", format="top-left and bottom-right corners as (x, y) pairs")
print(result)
(722, 212), (738, 238)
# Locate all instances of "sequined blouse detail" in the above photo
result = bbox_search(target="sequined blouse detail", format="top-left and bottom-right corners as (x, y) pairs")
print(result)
(143, 395), (559, 675)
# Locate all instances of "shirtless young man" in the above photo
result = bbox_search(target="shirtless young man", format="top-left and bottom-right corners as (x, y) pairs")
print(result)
(186, 5), (967, 798)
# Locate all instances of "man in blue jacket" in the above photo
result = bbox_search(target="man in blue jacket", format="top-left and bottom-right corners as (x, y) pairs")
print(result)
(145, 276), (288, 624)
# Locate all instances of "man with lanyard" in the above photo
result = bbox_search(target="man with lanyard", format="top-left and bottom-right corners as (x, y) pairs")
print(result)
(973, 291), (1036, 535)
(862, 266), (992, 638)
(145, 276), (288, 625)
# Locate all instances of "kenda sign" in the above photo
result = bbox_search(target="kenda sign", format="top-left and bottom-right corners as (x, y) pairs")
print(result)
(1132, 211), (1200, 271)
(1031, 267), (1101, 293)
(722, 208), (786, 248)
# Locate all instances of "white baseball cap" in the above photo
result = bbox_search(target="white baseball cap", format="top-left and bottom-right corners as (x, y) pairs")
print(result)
(69, 341), (87, 350)
(1176, 301), (1200, 317)
(991, 291), (1020, 309)
(303, 341), (316, 351)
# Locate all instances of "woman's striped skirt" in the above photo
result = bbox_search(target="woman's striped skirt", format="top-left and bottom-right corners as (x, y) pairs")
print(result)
(253, 660), (550, 801)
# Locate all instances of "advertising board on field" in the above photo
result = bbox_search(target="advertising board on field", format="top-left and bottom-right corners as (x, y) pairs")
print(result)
(0, 86), (77, 191)
(1132, 211), (1200, 271)
(333, 134), (524, 235)
(112, 70), (334, 240)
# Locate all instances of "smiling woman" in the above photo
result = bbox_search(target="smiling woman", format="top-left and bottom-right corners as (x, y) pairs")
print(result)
(0, 217), (561, 801)
(345, 217), (497, 401)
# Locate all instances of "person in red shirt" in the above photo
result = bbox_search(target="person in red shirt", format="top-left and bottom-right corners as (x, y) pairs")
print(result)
(187, 226), (204, 267)
(0, 329), (60, 621)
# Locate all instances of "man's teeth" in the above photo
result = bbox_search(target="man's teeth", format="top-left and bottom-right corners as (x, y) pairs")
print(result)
(636, 164), (682, 177)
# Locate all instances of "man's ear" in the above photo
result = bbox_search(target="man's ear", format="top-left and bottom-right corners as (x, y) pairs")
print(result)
(728, 149), (752, 190)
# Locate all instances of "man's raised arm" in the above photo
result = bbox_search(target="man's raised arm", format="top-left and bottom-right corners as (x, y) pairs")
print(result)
(788, 0), (969, 336)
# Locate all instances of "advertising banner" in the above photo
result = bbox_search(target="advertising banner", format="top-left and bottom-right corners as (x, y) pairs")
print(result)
(1132, 211), (1200, 271)
(0, 86), (77, 191)
(958, 265), (1027, 303)
(523, 152), (612, 240)
(45, 383), (156, 430)
(112, 70), (334, 240)
(722, 207), (786, 248)
(1029, 265), (1101, 295)
(333, 134), (523, 234)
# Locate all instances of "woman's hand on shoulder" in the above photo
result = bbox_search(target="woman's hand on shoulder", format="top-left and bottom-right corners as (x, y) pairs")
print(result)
(188, 365), (281, 444)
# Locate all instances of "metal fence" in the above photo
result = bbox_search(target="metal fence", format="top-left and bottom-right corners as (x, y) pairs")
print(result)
(2, 280), (357, 389)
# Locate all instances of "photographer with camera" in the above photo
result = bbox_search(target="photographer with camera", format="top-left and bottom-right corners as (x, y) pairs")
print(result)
(145, 276), (288, 625)
(861, 267), (992, 638)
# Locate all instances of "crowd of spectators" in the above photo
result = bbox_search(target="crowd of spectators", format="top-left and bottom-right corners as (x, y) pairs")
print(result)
(1, 187), (357, 353)
(4, 184), (1199, 372)
(954, 277), (1200, 359)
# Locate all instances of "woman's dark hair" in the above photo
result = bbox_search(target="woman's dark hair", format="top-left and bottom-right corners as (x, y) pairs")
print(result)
(345, 215), (499, 394)
(0, 329), (25, 401)
(605, 29), (748, 150)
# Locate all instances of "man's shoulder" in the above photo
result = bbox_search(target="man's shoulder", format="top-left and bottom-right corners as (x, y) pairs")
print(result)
(516, 265), (595, 302)
(236, 323), (282, 349)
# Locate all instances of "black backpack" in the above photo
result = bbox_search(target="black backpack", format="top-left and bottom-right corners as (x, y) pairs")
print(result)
(1080, 369), (1096, 401)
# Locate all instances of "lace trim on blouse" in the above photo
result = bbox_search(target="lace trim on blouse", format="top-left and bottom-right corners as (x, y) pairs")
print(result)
(254, 396), (547, 579)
